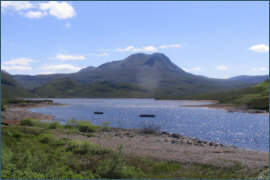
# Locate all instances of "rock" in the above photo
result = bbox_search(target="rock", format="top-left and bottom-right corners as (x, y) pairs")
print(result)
(171, 133), (180, 139)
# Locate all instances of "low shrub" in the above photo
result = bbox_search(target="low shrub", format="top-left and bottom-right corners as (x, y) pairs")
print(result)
(39, 134), (55, 144)
(78, 121), (96, 133)
(66, 128), (79, 134)
(96, 146), (145, 179)
(1, 104), (7, 111)
(65, 119), (80, 128)
(140, 122), (161, 134)
(20, 118), (34, 126)
(66, 140), (95, 155)
(48, 121), (60, 129)
(101, 121), (111, 131)
(66, 140), (108, 155)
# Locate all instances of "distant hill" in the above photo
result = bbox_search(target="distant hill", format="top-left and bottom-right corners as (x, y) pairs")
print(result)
(32, 78), (151, 98)
(1, 71), (33, 99)
(12, 53), (255, 98)
(194, 79), (269, 110)
(229, 75), (268, 83)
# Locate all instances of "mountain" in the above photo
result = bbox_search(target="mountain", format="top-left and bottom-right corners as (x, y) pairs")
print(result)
(193, 79), (269, 110)
(1, 71), (33, 99)
(229, 75), (269, 83)
(12, 53), (256, 98)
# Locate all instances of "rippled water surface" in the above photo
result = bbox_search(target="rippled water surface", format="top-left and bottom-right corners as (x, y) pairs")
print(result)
(28, 98), (269, 152)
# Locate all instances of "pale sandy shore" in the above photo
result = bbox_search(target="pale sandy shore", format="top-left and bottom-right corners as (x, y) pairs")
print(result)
(54, 128), (269, 177)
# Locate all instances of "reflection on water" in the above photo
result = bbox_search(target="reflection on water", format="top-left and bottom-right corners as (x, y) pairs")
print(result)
(28, 98), (269, 152)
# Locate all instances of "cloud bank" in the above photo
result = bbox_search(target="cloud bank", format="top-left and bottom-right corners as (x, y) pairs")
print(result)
(249, 44), (269, 52)
(1, 1), (76, 20)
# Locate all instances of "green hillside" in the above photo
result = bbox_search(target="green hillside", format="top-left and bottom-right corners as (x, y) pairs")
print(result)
(1, 71), (33, 99)
(194, 80), (269, 110)
(32, 78), (152, 98)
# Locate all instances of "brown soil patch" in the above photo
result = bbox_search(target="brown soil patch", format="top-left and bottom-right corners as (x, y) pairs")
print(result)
(179, 103), (234, 109)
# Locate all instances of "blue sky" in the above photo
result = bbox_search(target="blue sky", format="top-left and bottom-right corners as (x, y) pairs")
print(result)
(1, 1), (269, 78)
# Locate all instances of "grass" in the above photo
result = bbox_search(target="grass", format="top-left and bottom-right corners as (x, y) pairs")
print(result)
(20, 118), (34, 126)
(192, 79), (269, 110)
(1, 120), (267, 179)
(66, 140), (109, 155)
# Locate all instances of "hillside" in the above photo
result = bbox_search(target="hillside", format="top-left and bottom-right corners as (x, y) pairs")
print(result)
(13, 53), (254, 98)
(229, 75), (268, 83)
(32, 78), (152, 98)
(1, 71), (33, 99)
(194, 80), (269, 110)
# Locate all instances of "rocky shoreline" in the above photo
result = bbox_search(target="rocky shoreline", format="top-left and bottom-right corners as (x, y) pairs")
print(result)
(54, 127), (268, 174)
(1, 101), (61, 125)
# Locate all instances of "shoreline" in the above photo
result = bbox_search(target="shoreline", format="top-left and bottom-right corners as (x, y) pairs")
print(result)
(179, 103), (269, 114)
(54, 127), (268, 174)
(1, 101), (61, 125)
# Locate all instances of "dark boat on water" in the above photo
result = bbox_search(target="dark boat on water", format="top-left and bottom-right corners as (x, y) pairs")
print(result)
(94, 112), (104, 114)
(139, 114), (155, 117)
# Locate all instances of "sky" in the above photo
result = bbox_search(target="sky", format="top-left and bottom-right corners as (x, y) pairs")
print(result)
(1, 1), (269, 78)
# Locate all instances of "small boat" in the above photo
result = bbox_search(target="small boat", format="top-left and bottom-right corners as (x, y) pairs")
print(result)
(139, 114), (155, 117)
(94, 112), (104, 114)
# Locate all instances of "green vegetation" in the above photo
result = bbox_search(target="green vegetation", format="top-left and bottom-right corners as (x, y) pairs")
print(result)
(1, 103), (7, 111)
(1, 71), (33, 99)
(78, 121), (97, 133)
(66, 140), (109, 155)
(48, 121), (60, 129)
(20, 118), (34, 126)
(192, 80), (269, 110)
(1, 118), (264, 179)
(96, 146), (145, 179)
(32, 79), (152, 98)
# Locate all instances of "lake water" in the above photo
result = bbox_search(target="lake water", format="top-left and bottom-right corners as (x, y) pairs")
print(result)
(28, 98), (269, 152)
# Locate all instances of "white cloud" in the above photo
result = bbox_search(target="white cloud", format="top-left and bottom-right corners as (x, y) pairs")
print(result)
(115, 45), (158, 52)
(98, 43), (182, 53)
(40, 64), (81, 72)
(193, 67), (201, 71)
(217, 65), (228, 71)
(183, 68), (189, 72)
(38, 71), (57, 75)
(96, 53), (109, 57)
(159, 44), (181, 49)
(56, 54), (85, 61)
(249, 44), (269, 52)
(1, 65), (33, 71)
(2, 1), (76, 20)
(65, 22), (71, 28)
(39, 1), (76, 19)
(183, 67), (202, 72)
(251, 67), (267, 71)
(25, 11), (47, 18)
(1, 1), (34, 11)
(2, 57), (36, 72)
(96, 48), (111, 52)
(3, 57), (36, 65)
